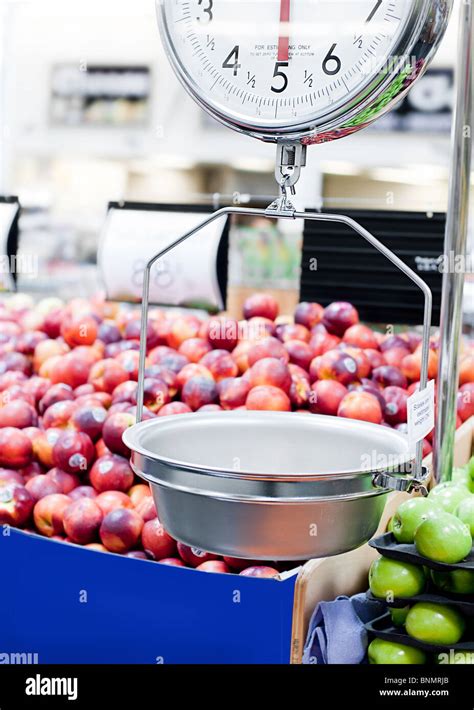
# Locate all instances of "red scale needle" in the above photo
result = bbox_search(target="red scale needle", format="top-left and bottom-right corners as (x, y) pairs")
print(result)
(277, 0), (291, 62)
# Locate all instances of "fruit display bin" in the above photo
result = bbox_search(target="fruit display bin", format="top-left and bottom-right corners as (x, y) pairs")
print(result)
(2, 417), (472, 665)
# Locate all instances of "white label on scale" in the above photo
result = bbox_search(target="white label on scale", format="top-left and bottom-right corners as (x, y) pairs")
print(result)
(407, 380), (435, 444)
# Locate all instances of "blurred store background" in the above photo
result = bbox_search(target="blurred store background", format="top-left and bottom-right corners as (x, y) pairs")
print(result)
(0, 0), (471, 328)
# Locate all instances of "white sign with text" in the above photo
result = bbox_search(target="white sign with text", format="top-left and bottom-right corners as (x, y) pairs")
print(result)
(407, 379), (435, 444)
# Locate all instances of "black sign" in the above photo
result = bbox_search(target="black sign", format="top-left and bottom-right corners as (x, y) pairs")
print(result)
(301, 210), (446, 326)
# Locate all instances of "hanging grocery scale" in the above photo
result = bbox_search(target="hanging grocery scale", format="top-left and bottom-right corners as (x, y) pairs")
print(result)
(124, 0), (453, 560)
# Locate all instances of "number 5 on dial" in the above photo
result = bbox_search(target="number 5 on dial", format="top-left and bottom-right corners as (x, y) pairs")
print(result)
(272, 62), (288, 93)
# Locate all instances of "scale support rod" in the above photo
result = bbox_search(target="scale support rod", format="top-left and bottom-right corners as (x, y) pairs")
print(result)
(434, 1), (473, 483)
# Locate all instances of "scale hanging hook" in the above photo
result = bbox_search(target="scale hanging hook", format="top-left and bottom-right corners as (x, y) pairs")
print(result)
(266, 142), (307, 216)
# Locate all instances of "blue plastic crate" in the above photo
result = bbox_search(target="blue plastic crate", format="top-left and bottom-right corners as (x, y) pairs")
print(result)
(1, 529), (298, 664)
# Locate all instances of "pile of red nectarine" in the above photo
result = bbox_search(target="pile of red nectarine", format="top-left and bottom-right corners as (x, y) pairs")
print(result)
(0, 292), (472, 574)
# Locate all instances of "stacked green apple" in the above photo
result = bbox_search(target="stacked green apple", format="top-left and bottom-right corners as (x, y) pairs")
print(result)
(368, 477), (474, 664)
(392, 479), (474, 562)
(452, 456), (474, 493)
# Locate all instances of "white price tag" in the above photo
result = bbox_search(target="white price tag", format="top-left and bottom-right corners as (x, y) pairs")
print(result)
(407, 379), (435, 444)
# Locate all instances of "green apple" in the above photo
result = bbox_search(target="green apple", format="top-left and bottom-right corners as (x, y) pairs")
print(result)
(428, 482), (471, 513)
(368, 638), (427, 665)
(414, 512), (472, 564)
(406, 602), (465, 645)
(436, 650), (474, 664)
(392, 498), (443, 543)
(452, 467), (474, 492)
(431, 568), (474, 595)
(390, 605), (410, 627)
(456, 496), (474, 536)
(369, 557), (426, 600)
(387, 516), (395, 533)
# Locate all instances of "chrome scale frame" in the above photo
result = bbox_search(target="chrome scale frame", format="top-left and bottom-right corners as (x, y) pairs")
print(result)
(135, 146), (432, 494)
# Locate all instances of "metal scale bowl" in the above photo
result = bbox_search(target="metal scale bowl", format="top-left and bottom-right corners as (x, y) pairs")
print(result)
(123, 0), (454, 560)
(124, 411), (420, 560)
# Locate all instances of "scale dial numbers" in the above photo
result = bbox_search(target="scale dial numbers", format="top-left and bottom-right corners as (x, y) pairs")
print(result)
(162, 0), (414, 130)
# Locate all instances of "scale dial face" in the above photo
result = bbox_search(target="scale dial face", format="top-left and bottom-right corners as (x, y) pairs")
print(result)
(159, 0), (450, 140)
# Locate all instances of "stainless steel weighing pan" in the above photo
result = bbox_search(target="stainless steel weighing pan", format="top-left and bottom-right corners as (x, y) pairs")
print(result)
(124, 411), (425, 560)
